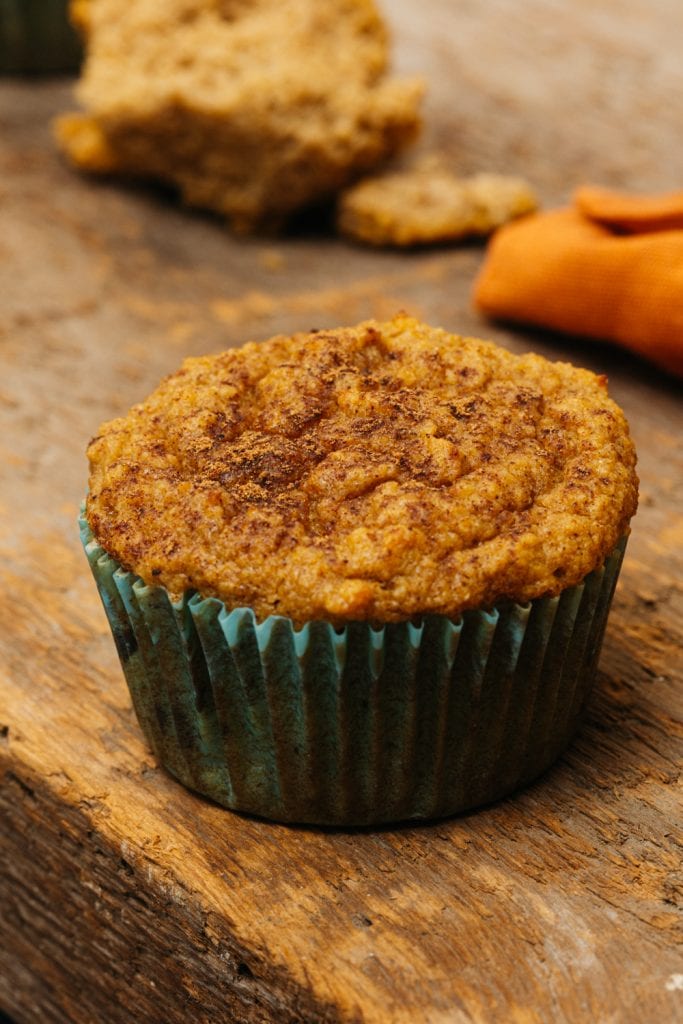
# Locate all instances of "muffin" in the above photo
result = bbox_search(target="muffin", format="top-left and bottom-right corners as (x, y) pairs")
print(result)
(82, 315), (638, 824)
(55, 0), (422, 231)
(338, 166), (537, 247)
(0, 0), (81, 74)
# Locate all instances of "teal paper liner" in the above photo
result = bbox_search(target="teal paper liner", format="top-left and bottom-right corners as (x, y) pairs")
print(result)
(80, 510), (627, 826)
(0, 1), (81, 74)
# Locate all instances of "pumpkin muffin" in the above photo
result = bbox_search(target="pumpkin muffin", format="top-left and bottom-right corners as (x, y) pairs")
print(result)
(55, 0), (422, 231)
(82, 315), (637, 824)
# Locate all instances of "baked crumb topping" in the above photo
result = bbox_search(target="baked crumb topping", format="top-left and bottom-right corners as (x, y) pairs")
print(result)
(87, 315), (638, 624)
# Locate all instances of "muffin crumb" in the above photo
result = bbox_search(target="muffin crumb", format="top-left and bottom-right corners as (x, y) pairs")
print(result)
(338, 166), (537, 246)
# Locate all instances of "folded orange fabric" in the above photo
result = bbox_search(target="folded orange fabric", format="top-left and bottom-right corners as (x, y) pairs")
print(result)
(575, 185), (683, 234)
(473, 186), (683, 377)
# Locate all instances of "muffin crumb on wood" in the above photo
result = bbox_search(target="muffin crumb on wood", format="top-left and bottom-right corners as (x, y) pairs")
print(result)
(338, 166), (537, 246)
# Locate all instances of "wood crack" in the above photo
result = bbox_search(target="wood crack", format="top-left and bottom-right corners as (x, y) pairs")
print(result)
(0, 761), (348, 1024)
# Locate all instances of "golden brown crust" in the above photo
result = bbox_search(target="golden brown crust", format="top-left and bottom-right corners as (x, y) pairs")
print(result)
(53, 112), (122, 174)
(338, 167), (537, 246)
(86, 315), (638, 625)
(69, 0), (93, 35)
(58, 0), (422, 231)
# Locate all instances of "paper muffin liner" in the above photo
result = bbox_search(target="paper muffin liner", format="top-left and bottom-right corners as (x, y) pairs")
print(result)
(0, 0), (81, 74)
(80, 510), (626, 826)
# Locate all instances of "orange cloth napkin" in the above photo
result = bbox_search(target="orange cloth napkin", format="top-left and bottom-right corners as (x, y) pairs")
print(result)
(473, 185), (683, 377)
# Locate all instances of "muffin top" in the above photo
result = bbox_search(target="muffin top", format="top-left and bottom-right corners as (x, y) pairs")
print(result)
(86, 315), (638, 624)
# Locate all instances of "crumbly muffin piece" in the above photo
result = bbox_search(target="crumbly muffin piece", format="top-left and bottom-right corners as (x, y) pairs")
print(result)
(55, 0), (422, 231)
(338, 166), (537, 246)
(86, 315), (638, 625)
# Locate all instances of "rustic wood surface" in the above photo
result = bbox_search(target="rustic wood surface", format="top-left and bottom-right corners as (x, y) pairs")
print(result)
(1, 1), (682, 1021)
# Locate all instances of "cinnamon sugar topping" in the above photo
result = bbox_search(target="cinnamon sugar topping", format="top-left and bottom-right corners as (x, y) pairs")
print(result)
(86, 315), (638, 624)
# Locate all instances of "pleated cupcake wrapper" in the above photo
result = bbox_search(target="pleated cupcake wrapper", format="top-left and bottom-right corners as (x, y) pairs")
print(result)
(80, 510), (626, 826)
(0, 1), (81, 73)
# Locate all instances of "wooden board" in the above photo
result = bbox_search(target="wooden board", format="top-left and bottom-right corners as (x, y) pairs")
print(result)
(1, 2), (682, 1021)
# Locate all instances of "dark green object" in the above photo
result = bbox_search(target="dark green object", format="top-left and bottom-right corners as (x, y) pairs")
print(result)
(80, 509), (626, 826)
(0, 0), (81, 74)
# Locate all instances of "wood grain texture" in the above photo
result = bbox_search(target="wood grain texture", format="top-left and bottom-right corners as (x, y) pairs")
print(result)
(1, 2), (682, 1021)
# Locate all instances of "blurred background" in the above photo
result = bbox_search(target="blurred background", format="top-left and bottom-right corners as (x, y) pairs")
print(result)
(1, 3), (681, 1023)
